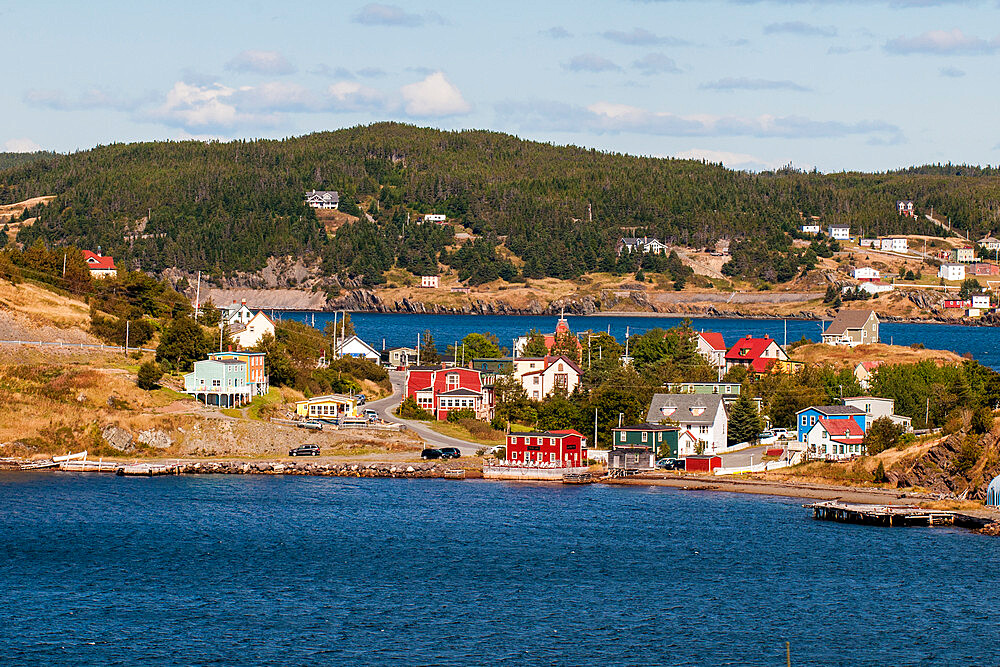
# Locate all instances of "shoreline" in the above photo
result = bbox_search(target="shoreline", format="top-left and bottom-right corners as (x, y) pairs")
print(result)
(6, 457), (997, 516)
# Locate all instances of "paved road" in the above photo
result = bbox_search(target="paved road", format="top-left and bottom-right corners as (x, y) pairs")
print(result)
(367, 371), (483, 455)
(719, 444), (770, 467)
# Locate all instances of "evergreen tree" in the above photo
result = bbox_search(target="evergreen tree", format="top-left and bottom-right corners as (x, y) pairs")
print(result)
(419, 329), (440, 364)
(155, 316), (212, 372)
(521, 329), (549, 357)
(728, 391), (764, 446)
(136, 360), (162, 390)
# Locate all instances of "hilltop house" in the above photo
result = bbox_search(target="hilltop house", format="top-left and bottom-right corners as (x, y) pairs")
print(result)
(795, 405), (866, 442)
(209, 351), (268, 396)
(404, 365), (492, 421)
(968, 263), (999, 276)
(938, 263), (966, 281)
(978, 236), (1000, 252)
(617, 236), (667, 255)
(724, 335), (798, 374)
(647, 393), (728, 456)
(695, 332), (727, 371)
(230, 311), (275, 349)
(612, 423), (680, 459)
(827, 225), (850, 241)
(421, 276), (440, 288)
(83, 250), (117, 278)
(334, 335), (380, 362)
(805, 418), (866, 460)
(878, 238), (909, 254)
(897, 200), (916, 218)
(952, 247), (976, 263)
(853, 360), (883, 391)
(224, 300), (254, 327)
(421, 214), (447, 223)
(382, 346), (418, 368)
(503, 430), (587, 467)
(800, 224), (821, 235)
(183, 358), (252, 408)
(822, 309), (879, 347)
(513, 316), (581, 357)
(852, 267), (881, 282)
(512, 355), (581, 400)
(305, 190), (339, 209)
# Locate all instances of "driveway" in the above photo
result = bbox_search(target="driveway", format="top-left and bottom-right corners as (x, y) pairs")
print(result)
(367, 371), (482, 456)
(719, 444), (770, 468)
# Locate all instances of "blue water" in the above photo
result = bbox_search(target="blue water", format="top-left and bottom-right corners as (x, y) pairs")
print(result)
(2, 473), (997, 665)
(277, 311), (1000, 369)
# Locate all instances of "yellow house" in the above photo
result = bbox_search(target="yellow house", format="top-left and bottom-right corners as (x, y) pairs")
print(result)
(295, 394), (359, 420)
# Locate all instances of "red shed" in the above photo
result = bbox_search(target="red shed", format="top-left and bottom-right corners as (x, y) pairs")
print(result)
(684, 455), (722, 472)
(504, 429), (588, 467)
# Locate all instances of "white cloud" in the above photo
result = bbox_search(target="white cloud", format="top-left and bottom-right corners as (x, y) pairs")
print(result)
(541, 26), (572, 39)
(602, 27), (688, 46)
(940, 66), (966, 77)
(564, 53), (622, 72)
(400, 72), (470, 117)
(4, 138), (43, 152)
(352, 3), (440, 27)
(632, 53), (681, 75)
(225, 50), (296, 75)
(701, 77), (811, 92)
(763, 21), (837, 37)
(145, 82), (278, 131)
(233, 81), (321, 112)
(328, 81), (389, 111)
(673, 148), (784, 171)
(885, 29), (999, 55)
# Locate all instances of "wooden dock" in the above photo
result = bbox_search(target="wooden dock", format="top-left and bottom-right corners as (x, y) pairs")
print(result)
(443, 468), (466, 480)
(807, 500), (955, 527)
(562, 471), (595, 484)
(115, 463), (180, 477)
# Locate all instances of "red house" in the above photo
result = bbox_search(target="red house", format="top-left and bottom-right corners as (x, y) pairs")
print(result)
(504, 429), (588, 467)
(404, 365), (493, 421)
(520, 316), (582, 357)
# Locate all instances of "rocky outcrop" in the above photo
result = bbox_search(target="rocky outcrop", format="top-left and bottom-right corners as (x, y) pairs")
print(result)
(889, 423), (1000, 499)
(176, 460), (476, 478)
(101, 425), (134, 452)
(137, 429), (173, 450)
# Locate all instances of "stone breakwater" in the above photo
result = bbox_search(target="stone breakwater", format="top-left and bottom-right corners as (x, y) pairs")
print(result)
(176, 460), (481, 478)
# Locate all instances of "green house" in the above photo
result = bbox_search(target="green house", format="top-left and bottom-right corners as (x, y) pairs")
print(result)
(612, 424), (679, 459)
(183, 359), (252, 408)
(471, 357), (513, 374)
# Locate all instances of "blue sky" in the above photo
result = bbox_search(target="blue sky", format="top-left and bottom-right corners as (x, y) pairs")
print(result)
(3, 0), (999, 172)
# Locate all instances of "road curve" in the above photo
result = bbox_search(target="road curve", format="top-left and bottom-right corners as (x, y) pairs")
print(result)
(367, 371), (483, 455)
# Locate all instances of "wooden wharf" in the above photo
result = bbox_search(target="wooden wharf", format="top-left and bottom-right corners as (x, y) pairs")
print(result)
(807, 500), (955, 527)
(443, 468), (466, 479)
(562, 471), (594, 484)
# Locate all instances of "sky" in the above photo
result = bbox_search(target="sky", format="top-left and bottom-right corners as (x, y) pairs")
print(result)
(3, 0), (999, 172)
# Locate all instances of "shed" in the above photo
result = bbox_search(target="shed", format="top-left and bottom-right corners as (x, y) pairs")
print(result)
(607, 446), (655, 476)
(684, 455), (722, 472)
(987, 475), (1000, 507)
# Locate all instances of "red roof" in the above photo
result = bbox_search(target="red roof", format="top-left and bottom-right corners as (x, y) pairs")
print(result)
(751, 357), (777, 373)
(82, 250), (115, 270)
(698, 332), (727, 351)
(548, 429), (585, 437)
(817, 418), (864, 439)
(725, 335), (776, 361)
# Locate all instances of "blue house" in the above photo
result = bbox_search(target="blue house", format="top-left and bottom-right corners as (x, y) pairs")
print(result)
(795, 405), (867, 442)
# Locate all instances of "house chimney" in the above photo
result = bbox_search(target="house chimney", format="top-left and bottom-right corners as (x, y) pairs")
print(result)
(97, 245), (102, 257)
(227, 345), (232, 352)
(241, 299), (246, 305)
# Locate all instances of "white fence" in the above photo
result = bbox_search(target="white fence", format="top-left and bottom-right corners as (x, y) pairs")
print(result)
(714, 460), (792, 476)
(0, 339), (155, 353)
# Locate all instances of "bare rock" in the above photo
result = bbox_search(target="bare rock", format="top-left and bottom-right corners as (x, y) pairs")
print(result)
(137, 429), (173, 449)
(102, 425), (134, 452)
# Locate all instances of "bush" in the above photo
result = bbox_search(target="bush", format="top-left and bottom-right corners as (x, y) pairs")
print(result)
(397, 396), (434, 420)
(137, 361), (162, 390)
(446, 408), (476, 423)
(458, 418), (504, 441)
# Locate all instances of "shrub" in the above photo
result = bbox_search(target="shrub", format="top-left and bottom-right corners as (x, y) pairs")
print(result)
(397, 396), (434, 420)
(446, 408), (476, 423)
(137, 361), (162, 390)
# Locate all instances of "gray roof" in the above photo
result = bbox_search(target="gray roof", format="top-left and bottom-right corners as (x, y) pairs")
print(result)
(647, 394), (726, 426)
(306, 190), (339, 203)
(796, 405), (866, 416)
(438, 388), (481, 397)
(824, 309), (876, 336)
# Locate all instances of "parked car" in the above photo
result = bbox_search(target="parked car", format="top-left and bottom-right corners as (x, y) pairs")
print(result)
(421, 448), (443, 459)
(439, 447), (461, 459)
(364, 409), (379, 421)
(297, 421), (323, 431)
(355, 394), (367, 405)
(289, 444), (321, 456)
(657, 458), (684, 470)
(771, 428), (791, 439)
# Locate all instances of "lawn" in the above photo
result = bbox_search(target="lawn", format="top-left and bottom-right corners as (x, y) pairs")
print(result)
(429, 420), (507, 446)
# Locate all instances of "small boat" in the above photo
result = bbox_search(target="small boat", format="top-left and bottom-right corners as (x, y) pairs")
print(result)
(443, 469), (466, 479)
(562, 472), (594, 484)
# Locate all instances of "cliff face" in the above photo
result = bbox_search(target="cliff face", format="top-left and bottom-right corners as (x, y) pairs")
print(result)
(330, 290), (600, 316)
(889, 420), (1000, 499)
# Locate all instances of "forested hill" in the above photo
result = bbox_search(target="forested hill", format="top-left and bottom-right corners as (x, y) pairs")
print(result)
(0, 123), (996, 283)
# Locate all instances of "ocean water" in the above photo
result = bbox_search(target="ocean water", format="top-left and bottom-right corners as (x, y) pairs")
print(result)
(277, 311), (1000, 369)
(2, 473), (997, 666)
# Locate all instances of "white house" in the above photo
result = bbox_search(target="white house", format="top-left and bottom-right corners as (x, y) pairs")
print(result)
(827, 225), (850, 241)
(305, 190), (339, 209)
(978, 236), (1000, 252)
(422, 214), (447, 223)
(878, 238), (909, 253)
(852, 267), (881, 282)
(82, 250), (117, 278)
(647, 394), (728, 456)
(897, 200), (916, 217)
(230, 311), (275, 349)
(695, 332), (727, 371)
(971, 293), (991, 310)
(800, 224), (821, 235)
(938, 263), (966, 281)
(805, 418), (866, 461)
(848, 282), (894, 296)
(225, 300), (254, 327)
(512, 355), (581, 400)
(421, 276), (440, 288)
(843, 396), (912, 432)
(821, 309), (879, 347)
(618, 236), (668, 255)
(335, 335), (381, 362)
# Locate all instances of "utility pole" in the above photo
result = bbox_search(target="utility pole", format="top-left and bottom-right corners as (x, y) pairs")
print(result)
(219, 321), (224, 352)
(194, 270), (201, 319)
(62, 252), (66, 278)
(124, 320), (129, 355)
(416, 333), (421, 366)
(593, 407), (598, 451)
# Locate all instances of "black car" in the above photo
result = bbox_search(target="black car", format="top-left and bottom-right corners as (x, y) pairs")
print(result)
(421, 448), (443, 459)
(439, 447), (461, 459)
(289, 444), (321, 457)
(656, 457), (684, 471)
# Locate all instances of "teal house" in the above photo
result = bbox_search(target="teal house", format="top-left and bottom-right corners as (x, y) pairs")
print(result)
(471, 357), (513, 374)
(611, 423), (679, 458)
(183, 359), (251, 408)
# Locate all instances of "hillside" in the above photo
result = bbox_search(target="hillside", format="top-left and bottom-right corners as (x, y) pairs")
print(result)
(3, 124), (999, 286)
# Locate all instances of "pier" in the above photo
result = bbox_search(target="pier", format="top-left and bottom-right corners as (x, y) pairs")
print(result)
(807, 500), (955, 527)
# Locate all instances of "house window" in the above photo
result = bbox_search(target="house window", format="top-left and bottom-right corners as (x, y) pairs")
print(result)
(620, 433), (626, 442)
(533, 391), (539, 399)
(446, 373), (460, 391)
(699, 426), (709, 435)
(533, 376), (540, 385)
(212, 379), (221, 387)
(641, 432), (648, 442)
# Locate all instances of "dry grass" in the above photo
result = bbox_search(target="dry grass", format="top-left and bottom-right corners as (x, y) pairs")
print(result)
(316, 208), (358, 235)
(791, 342), (962, 369)
(0, 280), (91, 330)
